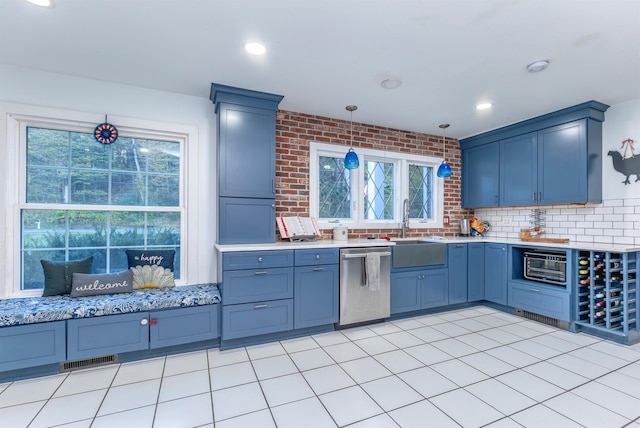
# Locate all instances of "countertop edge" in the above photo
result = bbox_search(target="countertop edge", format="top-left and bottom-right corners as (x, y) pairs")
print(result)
(214, 238), (640, 253)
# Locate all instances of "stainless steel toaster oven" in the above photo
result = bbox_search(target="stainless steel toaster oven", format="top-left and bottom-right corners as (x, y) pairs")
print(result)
(523, 251), (567, 286)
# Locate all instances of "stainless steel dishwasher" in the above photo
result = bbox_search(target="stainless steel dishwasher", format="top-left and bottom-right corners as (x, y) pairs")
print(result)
(338, 247), (391, 327)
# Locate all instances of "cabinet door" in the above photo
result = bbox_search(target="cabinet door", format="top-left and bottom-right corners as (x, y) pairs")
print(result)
(218, 197), (275, 244)
(462, 143), (500, 208)
(67, 313), (149, 360)
(390, 271), (421, 314)
(0, 321), (66, 372)
(500, 132), (537, 206)
(538, 120), (587, 204)
(222, 267), (294, 305)
(448, 244), (468, 304)
(484, 243), (508, 305)
(222, 299), (293, 340)
(467, 242), (485, 301)
(150, 305), (219, 349)
(294, 264), (339, 329)
(218, 103), (276, 199)
(421, 269), (448, 309)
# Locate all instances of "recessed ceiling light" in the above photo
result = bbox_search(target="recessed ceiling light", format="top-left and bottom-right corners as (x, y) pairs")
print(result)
(476, 102), (492, 110)
(380, 79), (402, 90)
(244, 42), (266, 55)
(526, 59), (550, 73)
(25, 0), (55, 7)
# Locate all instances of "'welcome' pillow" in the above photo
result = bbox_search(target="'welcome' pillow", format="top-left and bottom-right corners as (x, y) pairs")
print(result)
(126, 250), (175, 289)
(70, 270), (134, 297)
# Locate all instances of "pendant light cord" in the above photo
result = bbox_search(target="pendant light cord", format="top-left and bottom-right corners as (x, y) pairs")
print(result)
(439, 123), (450, 159)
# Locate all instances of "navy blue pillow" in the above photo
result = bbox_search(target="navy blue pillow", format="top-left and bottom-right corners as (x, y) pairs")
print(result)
(41, 256), (94, 296)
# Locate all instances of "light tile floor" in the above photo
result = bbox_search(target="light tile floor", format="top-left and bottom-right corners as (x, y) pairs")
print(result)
(1, 306), (640, 427)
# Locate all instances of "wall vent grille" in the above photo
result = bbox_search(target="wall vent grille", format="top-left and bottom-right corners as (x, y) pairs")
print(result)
(514, 308), (569, 330)
(60, 355), (117, 372)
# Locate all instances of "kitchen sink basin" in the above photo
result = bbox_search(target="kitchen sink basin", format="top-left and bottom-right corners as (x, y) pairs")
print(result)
(392, 240), (446, 269)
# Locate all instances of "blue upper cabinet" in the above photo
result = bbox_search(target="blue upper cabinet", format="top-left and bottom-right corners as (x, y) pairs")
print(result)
(462, 143), (499, 208)
(210, 84), (284, 244)
(500, 132), (537, 206)
(461, 101), (608, 208)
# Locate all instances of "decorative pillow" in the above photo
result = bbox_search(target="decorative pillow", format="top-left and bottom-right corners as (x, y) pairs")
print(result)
(41, 256), (94, 296)
(126, 250), (175, 289)
(70, 270), (134, 297)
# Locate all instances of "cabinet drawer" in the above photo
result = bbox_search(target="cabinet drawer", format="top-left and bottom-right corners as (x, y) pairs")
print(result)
(150, 305), (219, 349)
(222, 267), (293, 305)
(295, 248), (339, 266)
(0, 321), (66, 372)
(67, 313), (149, 360)
(222, 299), (293, 340)
(508, 282), (570, 321)
(223, 250), (293, 270)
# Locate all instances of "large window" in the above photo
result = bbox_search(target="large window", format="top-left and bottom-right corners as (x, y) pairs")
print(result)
(310, 143), (444, 230)
(15, 119), (184, 293)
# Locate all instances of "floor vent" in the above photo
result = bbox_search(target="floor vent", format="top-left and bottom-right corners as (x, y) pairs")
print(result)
(514, 308), (569, 330)
(60, 355), (118, 372)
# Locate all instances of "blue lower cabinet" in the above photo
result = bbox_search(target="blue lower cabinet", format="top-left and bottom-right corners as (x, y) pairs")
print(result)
(150, 305), (219, 349)
(222, 299), (293, 340)
(0, 321), (66, 371)
(391, 271), (421, 314)
(294, 264), (339, 329)
(421, 269), (448, 309)
(448, 244), (468, 304)
(484, 243), (508, 305)
(391, 268), (448, 314)
(67, 306), (221, 360)
(222, 267), (294, 305)
(467, 243), (485, 301)
(67, 312), (149, 360)
(509, 283), (570, 321)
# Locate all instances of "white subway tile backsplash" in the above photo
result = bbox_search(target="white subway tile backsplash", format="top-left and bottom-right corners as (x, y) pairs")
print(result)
(474, 198), (636, 244)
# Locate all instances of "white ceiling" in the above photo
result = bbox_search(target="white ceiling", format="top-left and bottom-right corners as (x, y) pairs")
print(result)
(1, 0), (639, 138)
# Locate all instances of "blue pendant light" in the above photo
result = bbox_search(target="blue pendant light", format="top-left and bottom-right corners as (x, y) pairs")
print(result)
(344, 105), (359, 169)
(436, 123), (451, 178)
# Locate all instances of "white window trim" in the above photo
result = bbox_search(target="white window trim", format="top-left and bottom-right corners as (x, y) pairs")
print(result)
(310, 142), (444, 231)
(1, 102), (197, 298)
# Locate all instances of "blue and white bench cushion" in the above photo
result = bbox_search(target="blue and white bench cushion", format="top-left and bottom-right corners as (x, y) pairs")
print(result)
(0, 284), (221, 327)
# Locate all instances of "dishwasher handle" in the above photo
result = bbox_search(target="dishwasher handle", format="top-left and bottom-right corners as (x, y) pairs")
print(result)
(342, 251), (391, 259)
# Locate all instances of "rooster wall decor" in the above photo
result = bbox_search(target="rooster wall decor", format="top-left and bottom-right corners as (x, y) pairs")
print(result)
(608, 138), (639, 185)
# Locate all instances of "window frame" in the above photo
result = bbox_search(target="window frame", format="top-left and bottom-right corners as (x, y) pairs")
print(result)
(3, 104), (192, 298)
(310, 142), (445, 231)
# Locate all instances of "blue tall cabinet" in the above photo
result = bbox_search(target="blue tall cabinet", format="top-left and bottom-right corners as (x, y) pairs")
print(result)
(210, 84), (284, 244)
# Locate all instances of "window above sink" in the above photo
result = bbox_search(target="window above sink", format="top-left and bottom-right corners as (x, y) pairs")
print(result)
(309, 142), (446, 231)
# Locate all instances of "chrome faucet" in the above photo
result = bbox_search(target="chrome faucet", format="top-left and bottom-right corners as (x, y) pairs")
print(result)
(402, 198), (409, 238)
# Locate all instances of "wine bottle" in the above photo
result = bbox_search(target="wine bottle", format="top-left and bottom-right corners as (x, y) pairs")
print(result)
(579, 269), (589, 275)
(595, 310), (606, 318)
(579, 277), (590, 285)
(579, 259), (589, 266)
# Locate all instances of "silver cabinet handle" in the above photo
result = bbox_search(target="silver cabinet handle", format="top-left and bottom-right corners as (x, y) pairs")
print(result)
(529, 288), (541, 293)
(501, 248), (506, 252)
(140, 318), (149, 326)
(313, 267), (324, 271)
(258, 257), (263, 262)
(254, 304), (268, 309)
(254, 271), (268, 275)
(538, 191), (542, 201)
(316, 254), (321, 260)
(532, 192), (536, 201)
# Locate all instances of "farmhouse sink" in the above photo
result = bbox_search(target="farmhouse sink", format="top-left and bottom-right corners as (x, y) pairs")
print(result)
(392, 240), (447, 269)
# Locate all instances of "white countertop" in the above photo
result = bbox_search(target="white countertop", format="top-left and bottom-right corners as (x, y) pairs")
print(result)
(215, 237), (640, 253)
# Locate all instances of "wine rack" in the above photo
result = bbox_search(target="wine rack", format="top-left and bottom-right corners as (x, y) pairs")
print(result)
(575, 250), (638, 342)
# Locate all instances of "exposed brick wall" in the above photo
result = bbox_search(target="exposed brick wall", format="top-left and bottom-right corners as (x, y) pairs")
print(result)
(275, 110), (473, 240)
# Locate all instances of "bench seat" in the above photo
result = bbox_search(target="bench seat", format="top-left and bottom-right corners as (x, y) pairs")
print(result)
(0, 284), (221, 327)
